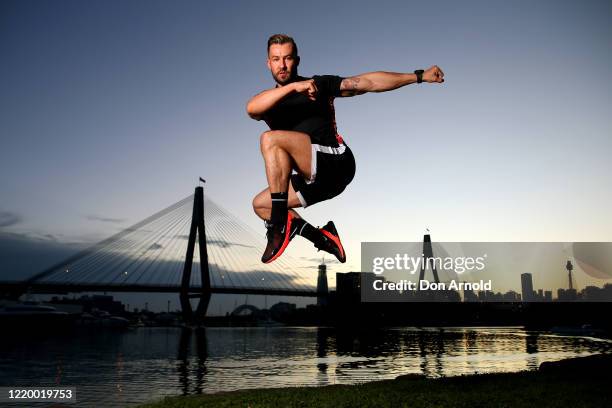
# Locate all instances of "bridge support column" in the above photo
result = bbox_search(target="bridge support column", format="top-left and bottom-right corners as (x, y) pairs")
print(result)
(180, 186), (211, 325)
(317, 262), (329, 306)
(418, 234), (440, 284)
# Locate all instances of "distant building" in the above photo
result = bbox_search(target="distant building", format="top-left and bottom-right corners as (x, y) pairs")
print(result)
(521, 273), (534, 302)
(502, 291), (520, 302)
(544, 291), (552, 302)
(336, 272), (381, 302)
(336, 272), (362, 302)
(582, 286), (608, 301)
(558, 288), (578, 301)
(50, 294), (125, 314)
(603, 284), (612, 300)
(463, 287), (478, 302)
(557, 288), (565, 300)
(270, 302), (296, 321)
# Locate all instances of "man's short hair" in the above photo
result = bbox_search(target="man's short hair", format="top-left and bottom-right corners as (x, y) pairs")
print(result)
(267, 34), (298, 56)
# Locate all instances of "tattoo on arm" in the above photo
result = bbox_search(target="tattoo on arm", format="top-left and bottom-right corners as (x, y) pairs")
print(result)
(346, 77), (360, 89)
(340, 77), (366, 97)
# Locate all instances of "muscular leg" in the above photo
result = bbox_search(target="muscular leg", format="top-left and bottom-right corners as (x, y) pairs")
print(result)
(254, 130), (346, 263)
(256, 129), (314, 262)
(259, 130), (312, 194)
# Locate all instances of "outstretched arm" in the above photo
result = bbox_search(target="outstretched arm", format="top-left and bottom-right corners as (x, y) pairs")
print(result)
(246, 79), (318, 120)
(339, 65), (444, 97)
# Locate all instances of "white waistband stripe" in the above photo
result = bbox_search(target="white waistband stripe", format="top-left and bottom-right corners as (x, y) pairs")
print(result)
(312, 143), (346, 155)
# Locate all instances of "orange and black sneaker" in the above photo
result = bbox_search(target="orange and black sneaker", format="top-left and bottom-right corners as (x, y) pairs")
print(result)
(261, 212), (297, 263)
(316, 221), (346, 263)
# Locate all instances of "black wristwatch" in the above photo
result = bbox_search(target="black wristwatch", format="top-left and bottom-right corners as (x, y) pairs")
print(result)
(414, 69), (424, 83)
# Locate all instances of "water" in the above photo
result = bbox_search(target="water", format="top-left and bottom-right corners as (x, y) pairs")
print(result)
(1, 326), (610, 407)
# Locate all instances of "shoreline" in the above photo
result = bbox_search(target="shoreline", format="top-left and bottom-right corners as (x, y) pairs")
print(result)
(139, 353), (612, 407)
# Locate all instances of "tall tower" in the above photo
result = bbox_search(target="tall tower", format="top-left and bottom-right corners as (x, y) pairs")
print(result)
(180, 184), (212, 325)
(317, 260), (329, 306)
(418, 234), (440, 285)
(521, 273), (534, 302)
(566, 260), (574, 290)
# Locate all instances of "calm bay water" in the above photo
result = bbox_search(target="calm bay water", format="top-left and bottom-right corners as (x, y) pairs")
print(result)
(1, 326), (610, 407)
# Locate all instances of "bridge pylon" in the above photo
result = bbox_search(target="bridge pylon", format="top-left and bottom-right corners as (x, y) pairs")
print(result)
(418, 234), (440, 285)
(180, 185), (211, 325)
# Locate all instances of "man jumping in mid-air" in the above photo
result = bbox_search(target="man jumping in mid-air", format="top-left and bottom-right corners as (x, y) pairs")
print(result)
(248, 34), (444, 264)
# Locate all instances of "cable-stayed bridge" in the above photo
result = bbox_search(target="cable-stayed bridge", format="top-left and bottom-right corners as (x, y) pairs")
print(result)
(1, 186), (327, 322)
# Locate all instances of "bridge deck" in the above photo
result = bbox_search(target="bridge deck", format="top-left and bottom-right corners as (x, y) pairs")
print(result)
(0, 281), (318, 298)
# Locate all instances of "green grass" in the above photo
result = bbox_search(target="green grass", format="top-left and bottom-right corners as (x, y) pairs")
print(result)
(139, 354), (611, 408)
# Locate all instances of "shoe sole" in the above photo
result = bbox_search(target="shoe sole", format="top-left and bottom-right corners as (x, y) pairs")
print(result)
(263, 212), (295, 264)
(320, 225), (346, 263)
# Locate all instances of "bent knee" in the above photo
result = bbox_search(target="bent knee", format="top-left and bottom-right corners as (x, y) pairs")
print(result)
(252, 194), (268, 212)
(260, 131), (276, 150)
(251, 195), (260, 212)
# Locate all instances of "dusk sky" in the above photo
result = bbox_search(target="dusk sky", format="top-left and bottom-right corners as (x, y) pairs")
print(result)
(1, 0), (611, 310)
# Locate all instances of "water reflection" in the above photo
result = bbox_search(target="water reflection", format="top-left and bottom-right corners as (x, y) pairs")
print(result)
(526, 332), (540, 369)
(177, 327), (208, 395)
(0, 327), (610, 407)
(316, 327), (330, 385)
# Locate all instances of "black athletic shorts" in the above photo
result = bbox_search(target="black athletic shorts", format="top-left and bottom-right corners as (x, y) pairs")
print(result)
(290, 142), (356, 208)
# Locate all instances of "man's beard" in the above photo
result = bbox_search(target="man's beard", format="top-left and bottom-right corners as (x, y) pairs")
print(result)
(272, 69), (297, 85)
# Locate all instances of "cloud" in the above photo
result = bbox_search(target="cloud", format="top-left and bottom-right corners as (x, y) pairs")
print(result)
(207, 239), (254, 249)
(86, 214), (126, 224)
(299, 256), (340, 264)
(43, 234), (59, 242)
(298, 265), (324, 270)
(0, 231), (83, 280)
(0, 211), (22, 228)
(173, 234), (254, 249)
(0, 230), (62, 243)
(209, 263), (315, 289)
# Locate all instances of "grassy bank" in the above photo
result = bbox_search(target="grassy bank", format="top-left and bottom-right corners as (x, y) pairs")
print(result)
(140, 354), (611, 408)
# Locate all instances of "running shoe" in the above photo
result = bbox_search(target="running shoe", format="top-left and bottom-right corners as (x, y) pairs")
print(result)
(261, 211), (297, 263)
(316, 221), (346, 263)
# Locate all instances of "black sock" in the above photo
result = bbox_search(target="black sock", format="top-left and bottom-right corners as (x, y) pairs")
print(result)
(270, 192), (288, 225)
(292, 218), (327, 247)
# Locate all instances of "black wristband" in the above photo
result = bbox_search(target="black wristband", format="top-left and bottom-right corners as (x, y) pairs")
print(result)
(414, 69), (424, 83)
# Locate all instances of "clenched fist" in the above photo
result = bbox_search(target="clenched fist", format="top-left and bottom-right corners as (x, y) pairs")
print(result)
(423, 65), (445, 83)
(292, 79), (318, 100)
